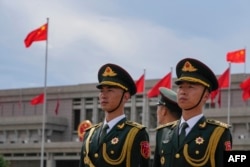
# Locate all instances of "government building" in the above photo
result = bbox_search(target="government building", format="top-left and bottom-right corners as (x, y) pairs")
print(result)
(0, 73), (250, 167)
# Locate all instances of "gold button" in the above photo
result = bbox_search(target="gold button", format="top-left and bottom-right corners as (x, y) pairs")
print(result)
(161, 150), (164, 154)
(111, 150), (114, 154)
(94, 153), (98, 158)
(195, 150), (199, 154)
(175, 153), (180, 158)
(160, 156), (165, 165)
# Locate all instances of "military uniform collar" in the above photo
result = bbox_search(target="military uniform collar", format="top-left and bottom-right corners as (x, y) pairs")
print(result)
(179, 114), (203, 134)
(155, 120), (178, 130)
(104, 114), (126, 133)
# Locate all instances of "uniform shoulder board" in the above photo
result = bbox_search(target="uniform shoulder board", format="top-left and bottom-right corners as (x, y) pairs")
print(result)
(206, 119), (230, 128)
(85, 123), (101, 131)
(125, 121), (145, 129)
(156, 120), (178, 130)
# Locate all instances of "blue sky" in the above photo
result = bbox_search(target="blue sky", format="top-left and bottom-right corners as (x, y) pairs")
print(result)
(0, 0), (249, 90)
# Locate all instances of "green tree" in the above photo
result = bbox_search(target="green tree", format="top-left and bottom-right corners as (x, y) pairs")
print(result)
(0, 155), (10, 167)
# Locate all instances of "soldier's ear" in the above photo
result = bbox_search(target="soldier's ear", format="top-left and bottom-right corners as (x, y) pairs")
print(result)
(163, 108), (168, 116)
(204, 91), (210, 100)
(123, 91), (131, 101)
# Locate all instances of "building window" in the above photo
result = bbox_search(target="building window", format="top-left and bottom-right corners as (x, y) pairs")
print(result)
(98, 109), (105, 122)
(85, 98), (93, 105)
(73, 98), (81, 106)
(149, 106), (157, 128)
(136, 106), (142, 124)
(73, 109), (81, 131)
(124, 108), (131, 120)
(205, 102), (215, 109)
(86, 109), (93, 122)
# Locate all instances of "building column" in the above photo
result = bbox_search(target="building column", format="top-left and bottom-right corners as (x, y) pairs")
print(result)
(46, 153), (55, 167)
(144, 97), (150, 128)
(130, 96), (136, 122)
(92, 97), (98, 124)
(81, 98), (86, 121)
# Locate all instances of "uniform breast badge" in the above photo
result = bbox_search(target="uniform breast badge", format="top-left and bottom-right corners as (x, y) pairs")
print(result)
(195, 137), (204, 145)
(111, 137), (119, 144)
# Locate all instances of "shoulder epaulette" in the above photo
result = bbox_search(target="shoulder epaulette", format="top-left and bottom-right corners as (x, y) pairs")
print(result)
(156, 120), (178, 130)
(206, 119), (230, 128)
(85, 123), (101, 131)
(125, 121), (145, 129)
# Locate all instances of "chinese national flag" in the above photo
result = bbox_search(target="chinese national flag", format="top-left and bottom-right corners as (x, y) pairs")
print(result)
(54, 100), (60, 115)
(218, 67), (230, 88)
(210, 68), (230, 106)
(135, 74), (144, 94)
(30, 93), (44, 105)
(226, 49), (246, 63)
(24, 23), (48, 48)
(147, 72), (171, 98)
(240, 77), (250, 101)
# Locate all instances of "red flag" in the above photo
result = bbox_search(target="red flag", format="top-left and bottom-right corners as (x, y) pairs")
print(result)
(147, 72), (171, 98)
(54, 100), (60, 115)
(240, 77), (250, 101)
(210, 90), (217, 105)
(24, 23), (48, 48)
(218, 67), (230, 88)
(30, 93), (44, 105)
(210, 68), (230, 105)
(226, 49), (246, 63)
(135, 74), (144, 94)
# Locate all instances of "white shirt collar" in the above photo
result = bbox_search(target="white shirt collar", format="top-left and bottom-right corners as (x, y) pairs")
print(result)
(179, 113), (203, 135)
(103, 114), (126, 133)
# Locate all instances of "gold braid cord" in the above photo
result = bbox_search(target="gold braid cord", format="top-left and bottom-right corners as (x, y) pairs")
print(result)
(84, 128), (96, 167)
(102, 127), (140, 166)
(183, 127), (225, 167)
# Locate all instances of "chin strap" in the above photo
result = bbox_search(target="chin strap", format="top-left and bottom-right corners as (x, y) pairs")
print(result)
(107, 91), (126, 113)
(184, 87), (207, 111)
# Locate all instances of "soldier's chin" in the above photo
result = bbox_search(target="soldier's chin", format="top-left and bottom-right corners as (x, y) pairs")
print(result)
(101, 107), (116, 113)
(106, 109), (116, 113)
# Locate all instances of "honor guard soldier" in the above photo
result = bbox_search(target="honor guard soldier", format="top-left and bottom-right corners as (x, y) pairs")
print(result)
(163, 58), (232, 167)
(152, 87), (182, 167)
(79, 63), (150, 167)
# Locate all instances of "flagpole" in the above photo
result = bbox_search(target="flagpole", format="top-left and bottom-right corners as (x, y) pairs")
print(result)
(227, 63), (231, 124)
(244, 47), (247, 108)
(40, 17), (49, 167)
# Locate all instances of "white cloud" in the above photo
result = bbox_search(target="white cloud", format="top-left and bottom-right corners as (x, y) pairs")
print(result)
(1, 0), (250, 89)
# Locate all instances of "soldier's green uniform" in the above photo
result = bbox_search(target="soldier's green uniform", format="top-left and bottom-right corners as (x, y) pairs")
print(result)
(79, 119), (150, 167)
(79, 63), (150, 167)
(152, 87), (182, 167)
(161, 118), (231, 167)
(162, 58), (233, 167)
(153, 121), (177, 167)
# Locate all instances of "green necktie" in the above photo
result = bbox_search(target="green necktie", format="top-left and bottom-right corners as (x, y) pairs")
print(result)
(179, 122), (188, 146)
(99, 124), (109, 144)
